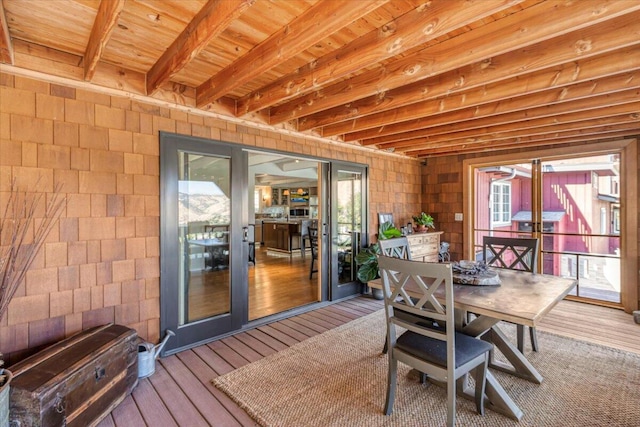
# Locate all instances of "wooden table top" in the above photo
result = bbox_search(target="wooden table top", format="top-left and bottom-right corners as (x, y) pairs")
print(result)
(369, 269), (577, 327)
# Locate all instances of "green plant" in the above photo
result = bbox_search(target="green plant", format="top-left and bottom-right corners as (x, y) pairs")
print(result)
(354, 221), (401, 283)
(412, 212), (435, 228)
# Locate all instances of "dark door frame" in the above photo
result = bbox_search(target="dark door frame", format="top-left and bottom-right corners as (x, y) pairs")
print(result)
(160, 132), (369, 353)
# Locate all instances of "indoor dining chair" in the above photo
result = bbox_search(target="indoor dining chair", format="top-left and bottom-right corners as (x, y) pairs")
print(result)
(378, 255), (492, 427)
(308, 227), (319, 279)
(483, 236), (540, 352)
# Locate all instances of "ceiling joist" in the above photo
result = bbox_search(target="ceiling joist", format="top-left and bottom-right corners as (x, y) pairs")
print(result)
(1, 0), (637, 158)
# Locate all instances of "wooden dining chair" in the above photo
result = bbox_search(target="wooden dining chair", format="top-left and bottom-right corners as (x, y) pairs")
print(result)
(308, 227), (319, 279)
(482, 236), (540, 352)
(378, 237), (412, 260)
(378, 255), (492, 427)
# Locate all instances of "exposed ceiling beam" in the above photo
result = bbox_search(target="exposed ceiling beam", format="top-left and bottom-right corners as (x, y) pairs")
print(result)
(369, 88), (640, 152)
(370, 102), (640, 149)
(407, 125), (639, 158)
(306, 20), (640, 135)
(234, 0), (521, 116)
(340, 45), (640, 142)
(268, 1), (640, 125)
(389, 110), (640, 153)
(83, 0), (125, 81)
(0, 0), (14, 64)
(352, 71), (640, 147)
(146, 0), (254, 96)
(196, 0), (389, 108)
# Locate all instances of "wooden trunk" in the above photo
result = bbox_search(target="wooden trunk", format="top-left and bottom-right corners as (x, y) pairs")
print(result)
(9, 324), (138, 427)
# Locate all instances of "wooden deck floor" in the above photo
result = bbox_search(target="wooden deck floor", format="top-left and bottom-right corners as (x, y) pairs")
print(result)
(96, 296), (639, 427)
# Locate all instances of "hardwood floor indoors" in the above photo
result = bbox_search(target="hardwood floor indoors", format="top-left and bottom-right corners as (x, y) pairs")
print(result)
(96, 293), (638, 427)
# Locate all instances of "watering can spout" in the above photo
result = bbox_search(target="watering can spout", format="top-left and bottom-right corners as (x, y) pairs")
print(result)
(153, 329), (175, 359)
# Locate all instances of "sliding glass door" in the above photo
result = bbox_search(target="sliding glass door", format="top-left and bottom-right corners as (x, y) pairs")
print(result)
(160, 134), (248, 353)
(330, 162), (368, 300)
(472, 153), (623, 304)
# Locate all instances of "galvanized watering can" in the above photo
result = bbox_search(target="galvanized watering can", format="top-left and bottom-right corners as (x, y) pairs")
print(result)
(138, 329), (175, 378)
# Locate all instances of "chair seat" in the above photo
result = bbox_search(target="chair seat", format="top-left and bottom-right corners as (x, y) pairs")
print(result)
(397, 330), (493, 368)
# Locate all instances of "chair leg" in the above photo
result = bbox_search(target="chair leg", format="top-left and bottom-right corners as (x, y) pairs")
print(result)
(446, 371), (456, 427)
(381, 338), (388, 354)
(517, 324), (525, 353)
(474, 357), (489, 416)
(384, 355), (397, 415)
(530, 327), (539, 352)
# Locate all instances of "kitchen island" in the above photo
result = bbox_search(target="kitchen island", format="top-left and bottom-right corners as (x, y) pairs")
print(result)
(262, 220), (303, 255)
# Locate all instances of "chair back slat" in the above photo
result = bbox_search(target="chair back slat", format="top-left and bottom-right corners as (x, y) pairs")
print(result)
(379, 237), (412, 260)
(378, 256), (454, 344)
(482, 236), (539, 273)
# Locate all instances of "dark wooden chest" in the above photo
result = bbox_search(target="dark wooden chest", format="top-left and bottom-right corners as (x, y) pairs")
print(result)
(9, 324), (138, 427)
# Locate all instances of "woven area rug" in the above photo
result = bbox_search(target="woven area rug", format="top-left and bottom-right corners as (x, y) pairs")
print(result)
(213, 310), (640, 426)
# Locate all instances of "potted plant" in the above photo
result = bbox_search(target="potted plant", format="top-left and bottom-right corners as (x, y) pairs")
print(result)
(355, 222), (401, 298)
(0, 180), (64, 424)
(412, 212), (435, 232)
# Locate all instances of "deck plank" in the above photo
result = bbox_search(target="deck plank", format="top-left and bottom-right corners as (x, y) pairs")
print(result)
(256, 324), (301, 346)
(131, 377), (179, 426)
(268, 320), (314, 341)
(110, 395), (146, 426)
(160, 356), (243, 426)
(102, 296), (637, 425)
(220, 335), (264, 363)
(147, 360), (210, 427)
(176, 350), (258, 426)
(244, 328), (289, 351)
(207, 340), (252, 369)
(232, 331), (279, 357)
(192, 344), (236, 376)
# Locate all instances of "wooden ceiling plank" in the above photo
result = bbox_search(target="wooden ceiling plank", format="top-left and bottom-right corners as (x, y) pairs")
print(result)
(341, 45), (640, 142)
(269, 1), (640, 125)
(373, 102), (640, 149)
(12, 39), (85, 81)
(0, 0), (13, 64)
(412, 130), (638, 158)
(308, 16), (640, 135)
(146, 0), (255, 96)
(356, 72), (640, 145)
(358, 70), (640, 146)
(406, 125), (640, 157)
(83, 0), (126, 81)
(341, 57), (640, 143)
(355, 87), (640, 148)
(386, 110), (640, 152)
(196, 0), (389, 108)
(235, 0), (521, 115)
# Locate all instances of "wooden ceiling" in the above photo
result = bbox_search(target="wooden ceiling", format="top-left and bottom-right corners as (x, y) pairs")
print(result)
(1, 0), (638, 158)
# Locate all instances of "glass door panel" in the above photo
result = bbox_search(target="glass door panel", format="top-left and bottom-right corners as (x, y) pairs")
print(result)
(472, 153), (622, 305)
(540, 155), (621, 303)
(160, 133), (245, 354)
(473, 163), (535, 260)
(330, 163), (367, 300)
(179, 152), (231, 323)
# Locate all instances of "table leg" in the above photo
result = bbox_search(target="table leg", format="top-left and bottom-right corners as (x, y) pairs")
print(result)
(456, 371), (524, 421)
(483, 326), (543, 384)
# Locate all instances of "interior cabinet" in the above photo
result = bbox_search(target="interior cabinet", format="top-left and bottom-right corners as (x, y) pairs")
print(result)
(406, 231), (443, 262)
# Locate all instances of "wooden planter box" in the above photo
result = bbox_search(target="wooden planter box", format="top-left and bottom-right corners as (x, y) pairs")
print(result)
(9, 324), (138, 427)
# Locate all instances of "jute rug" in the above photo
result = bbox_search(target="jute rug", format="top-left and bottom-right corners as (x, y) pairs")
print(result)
(213, 310), (640, 426)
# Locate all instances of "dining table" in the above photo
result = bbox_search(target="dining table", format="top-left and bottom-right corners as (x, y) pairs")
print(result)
(188, 237), (230, 270)
(369, 268), (577, 420)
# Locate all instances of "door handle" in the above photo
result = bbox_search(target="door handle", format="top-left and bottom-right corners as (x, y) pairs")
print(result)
(242, 226), (249, 242)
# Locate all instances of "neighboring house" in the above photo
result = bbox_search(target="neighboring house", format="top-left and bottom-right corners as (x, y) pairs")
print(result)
(475, 155), (621, 299)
